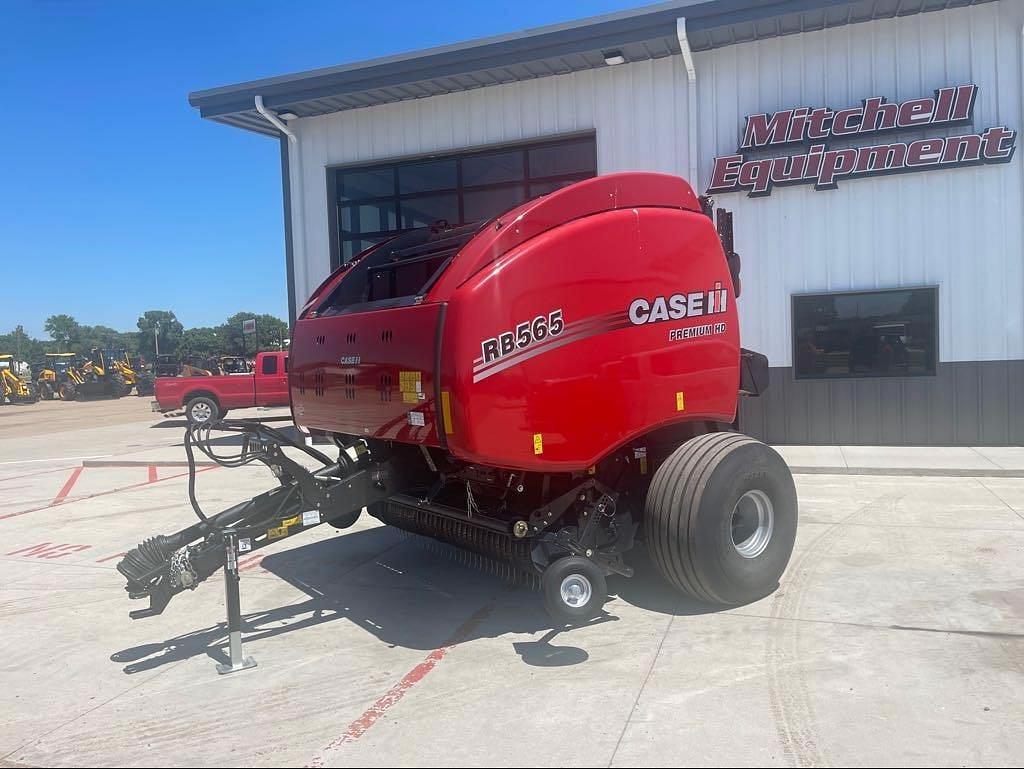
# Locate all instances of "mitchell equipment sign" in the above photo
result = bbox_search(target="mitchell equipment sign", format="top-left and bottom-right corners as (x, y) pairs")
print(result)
(708, 84), (1016, 197)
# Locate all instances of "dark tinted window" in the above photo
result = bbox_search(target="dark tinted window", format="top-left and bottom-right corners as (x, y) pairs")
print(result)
(399, 160), (458, 194)
(261, 355), (279, 375)
(332, 135), (597, 269)
(793, 288), (938, 379)
(400, 193), (459, 229)
(463, 186), (526, 222)
(339, 168), (394, 201)
(462, 150), (524, 186)
(528, 139), (597, 177)
(340, 201), (397, 234)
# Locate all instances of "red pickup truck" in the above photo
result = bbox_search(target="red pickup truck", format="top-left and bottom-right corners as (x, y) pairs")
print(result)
(152, 351), (289, 423)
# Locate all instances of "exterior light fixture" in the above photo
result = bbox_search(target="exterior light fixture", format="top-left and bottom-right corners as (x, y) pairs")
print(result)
(603, 50), (626, 66)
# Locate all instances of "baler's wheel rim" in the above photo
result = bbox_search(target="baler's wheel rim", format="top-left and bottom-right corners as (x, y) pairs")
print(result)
(559, 574), (593, 608)
(731, 489), (774, 559)
(542, 555), (607, 625)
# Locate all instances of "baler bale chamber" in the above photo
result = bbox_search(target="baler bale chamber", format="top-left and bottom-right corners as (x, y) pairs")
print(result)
(119, 172), (796, 626)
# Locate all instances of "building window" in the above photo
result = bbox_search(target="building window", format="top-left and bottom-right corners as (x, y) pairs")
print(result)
(332, 135), (597, 268)
(792, 287), (938, 379)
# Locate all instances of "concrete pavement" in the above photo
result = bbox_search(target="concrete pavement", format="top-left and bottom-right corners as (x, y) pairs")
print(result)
(0, 398), (1021, 767)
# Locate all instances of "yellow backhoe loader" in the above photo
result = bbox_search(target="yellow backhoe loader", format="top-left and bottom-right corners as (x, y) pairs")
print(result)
(35, 352), (88, 400)
(0, 354), (39, 405)
(99, 348), (154, 396)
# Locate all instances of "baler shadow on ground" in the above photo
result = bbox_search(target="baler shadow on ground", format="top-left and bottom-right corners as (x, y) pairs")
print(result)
(110, 523), (729, 674)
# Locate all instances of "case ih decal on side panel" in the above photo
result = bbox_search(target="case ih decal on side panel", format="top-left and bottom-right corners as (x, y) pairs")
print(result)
(472, 309), (634, 384)
(472, 283), (732, 383)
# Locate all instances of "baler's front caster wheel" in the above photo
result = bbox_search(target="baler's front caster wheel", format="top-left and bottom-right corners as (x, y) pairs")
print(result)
(542, 556), (607, 625)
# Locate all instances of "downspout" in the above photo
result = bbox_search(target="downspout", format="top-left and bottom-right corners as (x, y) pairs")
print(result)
(255, 95), (305, 326)
(677, 17), (700, 190)
(255, 95), (297, 144)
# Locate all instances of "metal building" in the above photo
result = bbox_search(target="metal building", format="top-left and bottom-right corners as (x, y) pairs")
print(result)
(190, 0), (1023, 446)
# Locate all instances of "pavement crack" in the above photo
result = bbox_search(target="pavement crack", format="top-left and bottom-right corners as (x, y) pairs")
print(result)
(974, 478), (1024, 523)
(606, 611), (676, 767)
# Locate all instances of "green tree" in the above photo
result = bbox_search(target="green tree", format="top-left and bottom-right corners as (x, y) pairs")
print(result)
(217, 312), (289, 354)
(136, 310), (184, 357)
(0, 327), (45, 369)
(179, 327), (220, 359)
(44, 314), (80, 352)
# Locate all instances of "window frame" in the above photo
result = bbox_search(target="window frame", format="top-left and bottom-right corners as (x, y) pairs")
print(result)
(790, 285), (940, 381)
(326, 132), (597, 271)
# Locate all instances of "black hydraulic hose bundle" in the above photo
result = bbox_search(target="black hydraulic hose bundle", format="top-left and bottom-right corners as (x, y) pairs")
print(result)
(119, 418), (334, 592)
(182, 417), (333, 525)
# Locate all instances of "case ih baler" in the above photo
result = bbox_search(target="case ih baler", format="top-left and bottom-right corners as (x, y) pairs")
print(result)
(118, 173), (796, 653)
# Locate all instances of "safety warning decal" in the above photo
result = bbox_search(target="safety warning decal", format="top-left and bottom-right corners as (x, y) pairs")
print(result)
(400, 371), (424, 404)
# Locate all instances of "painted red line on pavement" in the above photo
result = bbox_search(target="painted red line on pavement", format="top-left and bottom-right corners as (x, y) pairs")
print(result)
(0, 466), (218, 522)
(308, 599), (498, 766)
(51, 467), (84, 506)
(238, 554), (264, 572)
(5, 542), (92, 559)
(95, 551), (127, 564)
(148, 465), (158, 483)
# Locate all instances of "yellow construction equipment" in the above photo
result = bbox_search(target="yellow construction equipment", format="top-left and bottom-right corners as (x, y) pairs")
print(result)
(0, 354), (39, 405)
(35, 352), (87, 400)
(99, 348), (153, 396)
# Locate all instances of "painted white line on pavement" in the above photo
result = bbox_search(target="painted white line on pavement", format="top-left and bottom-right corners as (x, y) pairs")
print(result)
(0, 454), (111, 466)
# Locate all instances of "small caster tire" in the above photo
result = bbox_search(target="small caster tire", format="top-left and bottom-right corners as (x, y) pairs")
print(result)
(542, 555), (607, 625)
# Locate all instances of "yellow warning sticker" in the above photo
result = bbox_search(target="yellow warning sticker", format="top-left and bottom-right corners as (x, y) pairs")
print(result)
(281, 515), (301, 528)
(676, 391), (686, 412)
(533, 433), (544, 455)
(441, 391), (454, 434)
(267, 525), (289, 540)
(402, 391), (419, 404)
(399, 371), (422, 394)
(640, 457), (648, 475)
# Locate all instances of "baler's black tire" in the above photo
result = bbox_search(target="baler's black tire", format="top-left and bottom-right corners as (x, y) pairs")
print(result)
(542, 555), (607, 625)
(185, 396), (220, 424)
(645, 432), (797, 606)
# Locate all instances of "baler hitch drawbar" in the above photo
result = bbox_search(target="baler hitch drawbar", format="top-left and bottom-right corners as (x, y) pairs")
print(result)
(116, 419), (404, 672)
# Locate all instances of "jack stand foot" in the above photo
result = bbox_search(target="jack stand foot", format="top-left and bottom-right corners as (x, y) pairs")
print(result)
(216, 630), (257, 675)
(215, 531), (257, 676)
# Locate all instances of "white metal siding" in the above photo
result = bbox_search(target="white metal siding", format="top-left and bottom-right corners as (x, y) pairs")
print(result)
(288, 1), (1023, 366)
(698, 1), (1024, 366)
(287, 54), (694, 308)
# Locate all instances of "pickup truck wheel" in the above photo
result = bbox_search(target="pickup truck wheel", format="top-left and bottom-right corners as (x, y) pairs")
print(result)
(645, 432), (797, 606)
(186, 397), (220, 424)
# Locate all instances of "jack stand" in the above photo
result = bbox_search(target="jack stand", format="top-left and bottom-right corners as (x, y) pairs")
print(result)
(215, 530), (257, 675)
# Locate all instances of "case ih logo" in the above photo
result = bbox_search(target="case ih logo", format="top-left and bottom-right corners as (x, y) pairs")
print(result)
(708, 84), (1016, 197)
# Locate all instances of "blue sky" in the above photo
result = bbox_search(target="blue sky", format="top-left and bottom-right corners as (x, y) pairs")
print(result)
(2, 0), (640, 338)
